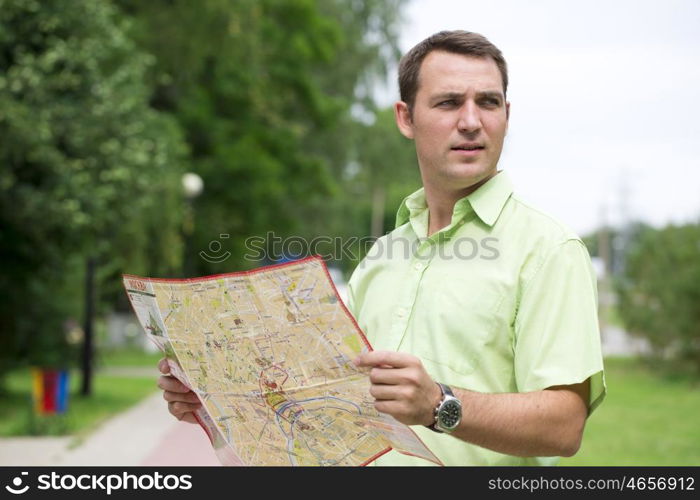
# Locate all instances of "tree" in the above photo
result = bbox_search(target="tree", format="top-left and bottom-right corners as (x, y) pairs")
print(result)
(117, 0), (406, 273)
(0, 0), (186, 388)
(616, 222), (700, 372)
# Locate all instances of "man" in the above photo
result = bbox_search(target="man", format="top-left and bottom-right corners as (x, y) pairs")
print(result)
(158, 30), (606, 466)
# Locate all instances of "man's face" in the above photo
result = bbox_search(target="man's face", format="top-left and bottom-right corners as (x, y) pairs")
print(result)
(395, 51), (510, 193)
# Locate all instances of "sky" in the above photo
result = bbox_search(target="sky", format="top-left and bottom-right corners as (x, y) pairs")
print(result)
(381, 0), (700, 235)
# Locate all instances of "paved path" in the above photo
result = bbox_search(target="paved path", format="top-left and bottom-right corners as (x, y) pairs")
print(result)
(0, 392), (219, 467)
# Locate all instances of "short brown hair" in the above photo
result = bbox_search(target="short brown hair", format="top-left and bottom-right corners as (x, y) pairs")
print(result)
(398, 30), (508, 111)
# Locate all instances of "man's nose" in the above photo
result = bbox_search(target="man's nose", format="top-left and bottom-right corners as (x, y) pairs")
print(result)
(457, 101), (481, 133)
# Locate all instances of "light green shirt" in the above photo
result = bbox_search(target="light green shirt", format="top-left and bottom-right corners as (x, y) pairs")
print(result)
(347, 171), (606, 466)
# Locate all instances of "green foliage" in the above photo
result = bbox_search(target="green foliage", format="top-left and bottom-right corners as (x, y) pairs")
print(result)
(355, 107), (422, 229)
(330, 107), (422, 271)
(616, 223), (700, 371)
(0, 0), (186, 373)
(118, 0), (407, 274)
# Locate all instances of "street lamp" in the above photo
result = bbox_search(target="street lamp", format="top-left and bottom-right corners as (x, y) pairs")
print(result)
(182, 172), (204, 276)
(182, 172), (204, 200)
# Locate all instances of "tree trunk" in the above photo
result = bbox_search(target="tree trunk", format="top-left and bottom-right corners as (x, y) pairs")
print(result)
(81, 256), (96, 397)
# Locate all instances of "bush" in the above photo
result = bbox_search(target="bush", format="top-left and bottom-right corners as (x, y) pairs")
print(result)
(616, 223), (700, 372)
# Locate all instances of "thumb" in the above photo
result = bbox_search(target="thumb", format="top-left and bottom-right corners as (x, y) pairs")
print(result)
(158, 358), (171, 374)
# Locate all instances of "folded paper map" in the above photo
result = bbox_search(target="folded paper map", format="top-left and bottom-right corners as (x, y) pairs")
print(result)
(123, 256), (440, 466)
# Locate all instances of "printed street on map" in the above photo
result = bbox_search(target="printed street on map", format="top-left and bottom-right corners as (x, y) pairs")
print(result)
(123, 256), (440, 466)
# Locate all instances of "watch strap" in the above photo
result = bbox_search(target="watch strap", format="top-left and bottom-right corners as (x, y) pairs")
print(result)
(427, 382), (449, 433)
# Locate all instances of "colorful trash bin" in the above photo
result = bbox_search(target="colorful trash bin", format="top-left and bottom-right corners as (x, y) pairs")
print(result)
(31, 368), (69, 415)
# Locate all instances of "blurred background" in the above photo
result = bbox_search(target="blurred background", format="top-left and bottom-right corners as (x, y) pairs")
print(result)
(0, 0), (698, 466)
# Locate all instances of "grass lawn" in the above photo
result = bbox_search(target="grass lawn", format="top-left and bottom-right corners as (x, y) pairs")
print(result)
(561, 357), (700, 466)
(96, 347), (163, 368)
(0, 348), (161, 438)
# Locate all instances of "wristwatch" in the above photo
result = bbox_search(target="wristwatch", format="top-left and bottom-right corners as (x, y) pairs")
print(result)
(428, 382), (462, 433)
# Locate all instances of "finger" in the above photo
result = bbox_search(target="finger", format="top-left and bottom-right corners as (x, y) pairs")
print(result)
(168, 401), (202, 419)
(369, 367), (414, 386)
(373, 400), (400, 416)
(179, 412), (199, 425)
(369, 383), (400, 401)
(158, 358), (170, 374)
(157, 375), (191, 393)
(354, 350), (416, 369)
(163, 390), (200, 404)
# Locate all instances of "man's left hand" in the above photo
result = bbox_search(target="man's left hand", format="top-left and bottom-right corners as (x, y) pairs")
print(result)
(354, 350), (442, 426)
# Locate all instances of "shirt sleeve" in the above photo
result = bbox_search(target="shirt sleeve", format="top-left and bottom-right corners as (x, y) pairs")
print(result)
(513, 238), (607, 415)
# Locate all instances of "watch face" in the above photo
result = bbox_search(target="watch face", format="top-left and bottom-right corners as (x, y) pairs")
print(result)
(438, 399), (461, 429)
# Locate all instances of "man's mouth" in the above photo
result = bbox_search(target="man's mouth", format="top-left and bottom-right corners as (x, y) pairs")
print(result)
(451, 143), (485, 157)
(452, 143), (485, 151)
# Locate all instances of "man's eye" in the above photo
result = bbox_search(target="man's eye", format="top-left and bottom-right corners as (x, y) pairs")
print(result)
(438, 100), (456, 107)
(481, 98), (501, 107)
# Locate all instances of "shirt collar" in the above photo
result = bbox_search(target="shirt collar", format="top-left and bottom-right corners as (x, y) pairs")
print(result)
(395, 171), (514, 231)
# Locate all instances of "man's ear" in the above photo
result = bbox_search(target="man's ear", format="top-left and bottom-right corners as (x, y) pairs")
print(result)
(394, 101), (414, 140)
(505, 101), (511, 134)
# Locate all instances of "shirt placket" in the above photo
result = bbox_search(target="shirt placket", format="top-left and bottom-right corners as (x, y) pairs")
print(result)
(387, 237), (435, 352)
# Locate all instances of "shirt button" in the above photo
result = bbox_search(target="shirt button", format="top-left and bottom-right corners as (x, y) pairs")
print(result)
(396, 307), (407, 318)
(414, 262), (424, 271)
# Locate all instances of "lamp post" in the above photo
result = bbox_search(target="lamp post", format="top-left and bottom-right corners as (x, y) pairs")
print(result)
(182, 173), (204, 277)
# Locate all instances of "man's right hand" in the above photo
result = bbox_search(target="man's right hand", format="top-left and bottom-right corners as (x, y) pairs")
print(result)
(157, 358), (201, 424)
